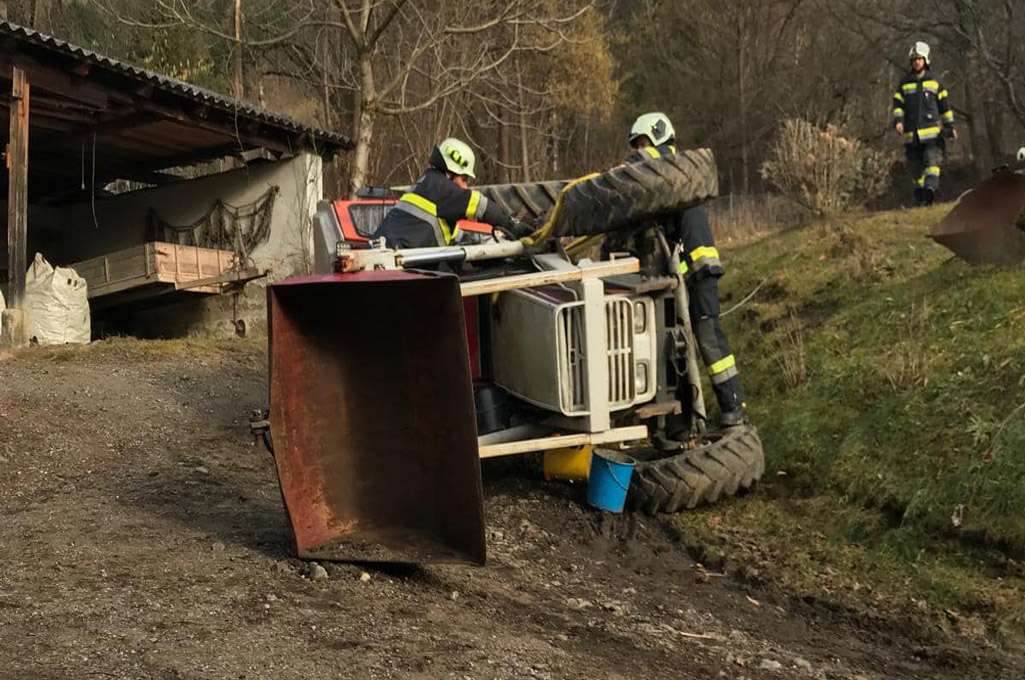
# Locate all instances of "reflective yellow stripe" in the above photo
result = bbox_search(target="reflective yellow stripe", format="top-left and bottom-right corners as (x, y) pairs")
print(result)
(893, 92), (904, 103)
(708, 355), (736, 376)
(925, 165), (941, 177)
(439, 218), (454, 244)
(942, 110), (954, 122)
(938, 90), (949, 100)
(644, 147), (661, 159)
(902, 83), (918, 93)
(466, 190), (481, 219)
(917, 126), (941, 139)
(915, 176), (926, 187)
(678, 261), (688, 275)
(922, 79), (939, 91)
(690, 246), (720, 262)
(668, 145), (677, 154)
(400, 192), (437, 216)
(452, 226), (462, 241)
(892, 108), (904, 117)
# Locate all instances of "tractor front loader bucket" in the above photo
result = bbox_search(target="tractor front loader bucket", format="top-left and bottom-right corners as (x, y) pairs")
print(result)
(268, 271), (486, 565)
(931, 171), (1025, 265)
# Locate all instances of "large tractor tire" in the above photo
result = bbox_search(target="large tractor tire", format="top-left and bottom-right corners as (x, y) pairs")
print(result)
(478, 180), (569, 221)
(476, 149), (719, 236)
(628, 424), (764, 514)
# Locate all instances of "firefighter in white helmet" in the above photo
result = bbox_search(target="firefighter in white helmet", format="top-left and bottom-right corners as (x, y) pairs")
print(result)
(623, 112), (746, 429)
(378, 138), (530, 249)
(892, 42), (956, 206)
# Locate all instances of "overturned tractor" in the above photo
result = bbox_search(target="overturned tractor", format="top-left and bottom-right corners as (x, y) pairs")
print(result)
(255, 149), (765, 564)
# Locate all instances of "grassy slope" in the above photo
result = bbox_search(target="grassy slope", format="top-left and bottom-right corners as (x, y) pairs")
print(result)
(678, 204), (1025, 644)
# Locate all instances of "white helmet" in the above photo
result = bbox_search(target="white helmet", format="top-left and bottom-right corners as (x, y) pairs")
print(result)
(909, 41), (931, 65)
(628, 112), (676, 148)
(436, 137), (476, 178)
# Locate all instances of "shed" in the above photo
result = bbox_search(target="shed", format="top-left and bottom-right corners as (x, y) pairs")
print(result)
(0, 21), (352, 344)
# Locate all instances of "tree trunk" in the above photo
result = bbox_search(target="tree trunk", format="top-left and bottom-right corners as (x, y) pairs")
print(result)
(349, 51), (376, 196)
(985, 104), (1005, 164)
(517, 66), (531, 182)
(320, 4), (334, 128)
(232, 0), (244, 100)
(31, 0), (47, 30)
(499, 122), (511, 183)
(736, 9), (750, 195)
(550, 110), (559, 177)
(963, 59), (989, 177)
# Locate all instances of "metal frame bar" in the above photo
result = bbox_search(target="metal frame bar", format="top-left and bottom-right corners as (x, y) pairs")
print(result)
(478, 425), (648, 459)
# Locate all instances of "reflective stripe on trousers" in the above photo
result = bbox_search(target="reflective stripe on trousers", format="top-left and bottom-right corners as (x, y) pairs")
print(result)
(708, 354), (738, 384)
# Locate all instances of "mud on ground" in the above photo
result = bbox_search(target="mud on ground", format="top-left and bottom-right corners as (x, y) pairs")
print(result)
(1, 340), (1022, 679)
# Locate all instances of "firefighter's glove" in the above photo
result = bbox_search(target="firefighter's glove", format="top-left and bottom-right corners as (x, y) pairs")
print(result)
(507, 218), (536, 239)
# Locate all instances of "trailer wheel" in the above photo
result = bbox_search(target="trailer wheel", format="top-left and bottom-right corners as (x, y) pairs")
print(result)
(476, 149), (719, 236)
(628, 424), (764, 514)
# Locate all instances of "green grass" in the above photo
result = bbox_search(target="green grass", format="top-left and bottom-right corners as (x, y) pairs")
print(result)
(689, 204), (1025, 645)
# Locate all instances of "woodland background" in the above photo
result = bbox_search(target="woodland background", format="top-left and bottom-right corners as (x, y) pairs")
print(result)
(2, 0), (1023, 205)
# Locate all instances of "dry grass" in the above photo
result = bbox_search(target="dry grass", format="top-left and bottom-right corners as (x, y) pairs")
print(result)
(882, 302), (934, 392)
(773, 308), (807, 390)
(824, 222), (894, 281)
(709, 194), (804, 247)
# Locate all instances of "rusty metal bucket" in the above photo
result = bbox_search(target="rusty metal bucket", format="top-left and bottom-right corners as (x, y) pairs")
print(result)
(931, 171), (1025, 264)
(267, 270), (485, 565)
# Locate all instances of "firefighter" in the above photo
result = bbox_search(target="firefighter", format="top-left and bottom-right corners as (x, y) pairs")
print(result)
(892, 42), (955, 207)
(626, 113), (746, 428)
(377, 137), (529, 249)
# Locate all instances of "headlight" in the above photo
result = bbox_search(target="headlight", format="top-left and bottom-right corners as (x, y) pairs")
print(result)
(633, 301), (647, 333)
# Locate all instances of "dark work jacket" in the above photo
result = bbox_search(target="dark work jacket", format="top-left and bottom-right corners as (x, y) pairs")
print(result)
(892, 68), (954, 145)
(377, 168), (515, 249)
(624, 143), (723, 279)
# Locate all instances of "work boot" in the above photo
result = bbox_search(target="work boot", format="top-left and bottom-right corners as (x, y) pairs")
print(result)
(922, 187), (935, 206)
(719, 408), (747, 428)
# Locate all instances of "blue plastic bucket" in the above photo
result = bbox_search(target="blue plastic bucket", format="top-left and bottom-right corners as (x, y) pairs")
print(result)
(586, 449), (636, 513)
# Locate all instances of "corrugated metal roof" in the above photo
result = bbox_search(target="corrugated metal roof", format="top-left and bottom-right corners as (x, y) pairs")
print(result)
(0, 20), (353, 153)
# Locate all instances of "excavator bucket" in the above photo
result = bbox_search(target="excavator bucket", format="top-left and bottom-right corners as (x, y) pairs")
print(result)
(267, 271), (486, 565)
(931, 171), (1025, 264)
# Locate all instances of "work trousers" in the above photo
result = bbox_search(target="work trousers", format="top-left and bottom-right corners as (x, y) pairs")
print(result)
(905, 140), (943, 203)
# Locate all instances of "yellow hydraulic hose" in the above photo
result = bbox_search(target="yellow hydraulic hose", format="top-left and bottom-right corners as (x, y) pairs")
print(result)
(520, 172), (600, 247)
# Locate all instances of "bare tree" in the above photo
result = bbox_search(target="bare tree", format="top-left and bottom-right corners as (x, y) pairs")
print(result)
(100, 0), (593, 193)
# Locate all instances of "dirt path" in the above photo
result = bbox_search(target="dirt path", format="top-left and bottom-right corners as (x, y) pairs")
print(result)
(1, 341), (1022, 680)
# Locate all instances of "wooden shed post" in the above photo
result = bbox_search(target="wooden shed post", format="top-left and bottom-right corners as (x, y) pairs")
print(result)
(3, 65), (29, 346)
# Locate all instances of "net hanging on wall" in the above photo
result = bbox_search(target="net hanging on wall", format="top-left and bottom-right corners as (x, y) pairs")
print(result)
(148, 186), (279, 266)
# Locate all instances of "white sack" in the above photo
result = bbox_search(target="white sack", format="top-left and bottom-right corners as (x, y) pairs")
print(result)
(24, 253), (91, 345)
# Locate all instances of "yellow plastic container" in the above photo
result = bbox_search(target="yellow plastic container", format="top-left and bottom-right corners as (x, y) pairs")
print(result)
(543, 445), (593, 482)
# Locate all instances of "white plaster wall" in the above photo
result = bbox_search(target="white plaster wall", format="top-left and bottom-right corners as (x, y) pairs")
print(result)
(57, 152), (322, 279)
(62, 152), (323, 338)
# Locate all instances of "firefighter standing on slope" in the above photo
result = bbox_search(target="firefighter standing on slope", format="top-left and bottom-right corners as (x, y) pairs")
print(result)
(626, 113), (746, 429)
(377, 137), (530, 249)
(892, 41), (956, 207)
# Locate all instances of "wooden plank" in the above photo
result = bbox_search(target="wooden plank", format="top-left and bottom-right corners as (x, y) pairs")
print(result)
(175, 267), (265, 292)
(459, 258), (640, 298)
(6, 66), (29, 312)
(0, 54), (109, 109)
(478, 425), (649, 459)
(71, 241), (241, 300)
